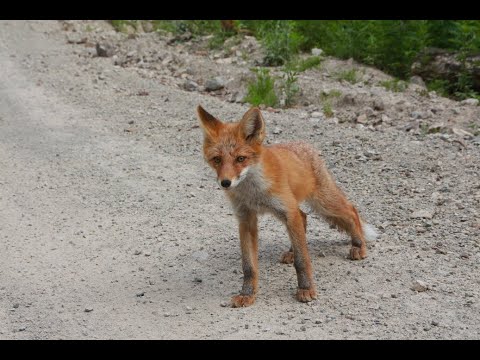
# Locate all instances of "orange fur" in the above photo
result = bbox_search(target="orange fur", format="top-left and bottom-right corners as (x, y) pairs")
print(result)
(197, 105), (373, 307)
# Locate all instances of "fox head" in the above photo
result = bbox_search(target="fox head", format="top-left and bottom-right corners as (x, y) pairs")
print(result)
(196, 105), (266, 190)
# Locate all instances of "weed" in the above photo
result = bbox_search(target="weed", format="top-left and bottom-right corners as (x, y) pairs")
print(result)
(335, 69), (359, 84)
(381, 78), (408, 92)
(244, 68), (278, 107)
(322, 101), (334, 117)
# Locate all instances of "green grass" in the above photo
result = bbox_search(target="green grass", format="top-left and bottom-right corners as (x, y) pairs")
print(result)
(335, 69), (359, 84)
(381, 78), (408, 92)
(320, 89), (342, 101)
(244, 68), (278, 107)
(322, 101), (334, 117)
(287, 56), (323, 73)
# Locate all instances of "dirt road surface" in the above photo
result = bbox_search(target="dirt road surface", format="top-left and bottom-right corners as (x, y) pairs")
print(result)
(1, 20), (479, 339)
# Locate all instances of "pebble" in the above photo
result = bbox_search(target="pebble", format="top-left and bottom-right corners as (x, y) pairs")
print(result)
(411, 209), (434, 219)
(134, 250), (142, 255)
(66, 33), (86, 44)
(84, 307), (94, 312)
(300, 326), (307, 331)
(96, 43), (115, 57)
(194, 277), (203, 283)
(410, 279), (429, 292)
(205, 77), (225, 91)
(356, 114), (368, 124)
(310, 111), (323, 118)
(272, 127), (282, 134)
(311, 48), (323, 56)
(183, 80), (199, 92)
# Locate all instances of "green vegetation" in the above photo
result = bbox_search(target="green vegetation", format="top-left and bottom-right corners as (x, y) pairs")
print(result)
(320, 89), (342, 101)
(335, 69), (360, 84)
(322, 102), (334, 118)
(281, 68), (300, 107)
(111, 20), (480, 100)
(244, 68), (278, 107)
(287, 56), (323, 72)
(381, 78), (408, 92)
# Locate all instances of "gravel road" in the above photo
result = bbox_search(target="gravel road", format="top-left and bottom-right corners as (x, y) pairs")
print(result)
(0, 20), (479, 339)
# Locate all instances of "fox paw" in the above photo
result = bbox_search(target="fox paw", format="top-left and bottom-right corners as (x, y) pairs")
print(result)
(349, 246), (367, 260)
(296, 288), (317, 303)
(231, 294), (256, 308)
(280, 251), (294, 264)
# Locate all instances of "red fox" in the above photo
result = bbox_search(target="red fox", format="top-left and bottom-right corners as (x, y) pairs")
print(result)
(197, 105), (377, 307)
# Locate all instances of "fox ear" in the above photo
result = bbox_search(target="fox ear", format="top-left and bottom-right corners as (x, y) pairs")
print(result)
(240, 107), (265, 143)
(197, 105), (222, 137)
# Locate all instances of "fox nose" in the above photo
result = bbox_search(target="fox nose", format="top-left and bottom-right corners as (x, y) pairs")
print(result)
(220, 179), (231, 188)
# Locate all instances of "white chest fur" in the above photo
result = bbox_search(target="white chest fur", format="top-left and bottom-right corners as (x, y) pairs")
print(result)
(228, 165), (285, 219)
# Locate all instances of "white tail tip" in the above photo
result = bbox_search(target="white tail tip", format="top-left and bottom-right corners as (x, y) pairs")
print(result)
(363, 223), (378, 242)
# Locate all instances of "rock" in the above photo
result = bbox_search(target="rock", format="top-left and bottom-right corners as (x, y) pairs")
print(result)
(183, 80), (199, 92)
(18, 326), (26, 332)
(428, 122), (445, 133)
(411, 111), (424, 119)
(230, 90), (247, 103)
(134, 250), (142, 255)
(363, 107), (375, 117)
(142, 21), (154, 33)
(460, 98), (479, 106)
(272, 127), (282, 135)
(410, 75), (426, 88)
(193, 277), (203, 283)
(66, 33), (86, 44)
(311, 48), (323, 56)
(300, 326), (307, 331)
(96, 43), (115, 57)
(410, 280), (429, 292)
(205, 77), (226, 91)
(192, 250), (208, 262)
(136, 291), (145, 297)
(13, 303), (19, 309)
(381, 114), (391, 124)
(356, 114), (368, 124)
(451, 127), (474, 139)
(84, 307), (94, 312)
(310, 111), (323, 118)
(411, 209), (434, 219)
(373, 99), (385, 111)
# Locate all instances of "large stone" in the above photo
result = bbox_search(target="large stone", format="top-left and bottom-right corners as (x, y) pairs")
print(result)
(460, 98), (479, 106)
(96, 43), (115, 57)
(205, 77), (226, 91)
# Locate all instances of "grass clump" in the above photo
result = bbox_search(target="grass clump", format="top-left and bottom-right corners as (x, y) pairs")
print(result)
(335, 69), (360, 84)
(244, 68), (278, 107)
(381, 78), (408, 92)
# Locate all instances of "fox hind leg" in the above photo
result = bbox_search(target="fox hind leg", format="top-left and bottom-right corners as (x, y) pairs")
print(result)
(309, 188), (367, 260)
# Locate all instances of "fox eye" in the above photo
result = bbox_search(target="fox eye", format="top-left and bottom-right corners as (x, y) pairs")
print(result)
(236, 156), (246, 163)
(212, 156), (222, 164)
